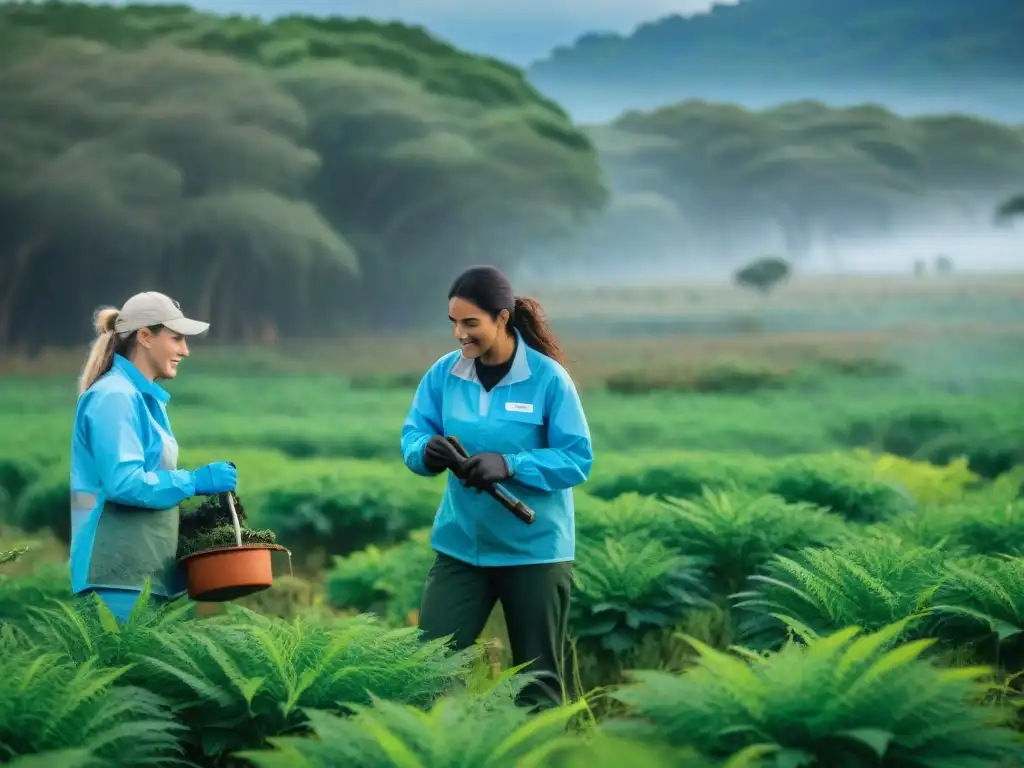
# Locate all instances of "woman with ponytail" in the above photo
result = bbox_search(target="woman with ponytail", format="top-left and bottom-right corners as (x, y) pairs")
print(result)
(70, 292), (238, 622)
(400, 266), (593, 710)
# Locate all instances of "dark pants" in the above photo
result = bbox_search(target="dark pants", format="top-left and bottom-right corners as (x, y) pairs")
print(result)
(418, 552), (574, 709)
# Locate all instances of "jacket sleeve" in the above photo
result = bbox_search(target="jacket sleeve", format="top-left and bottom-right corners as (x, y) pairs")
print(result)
(401, 361), (445, 476)
(85, 389), (196, 508)
(503, 371), (593, 492)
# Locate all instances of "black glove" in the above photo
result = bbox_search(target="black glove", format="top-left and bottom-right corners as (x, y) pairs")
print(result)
(423, 435), (455, 474)
(461, 452), (511, 490)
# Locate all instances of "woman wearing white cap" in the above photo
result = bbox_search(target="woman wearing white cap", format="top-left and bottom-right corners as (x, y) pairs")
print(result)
(69, 292), (238, 621)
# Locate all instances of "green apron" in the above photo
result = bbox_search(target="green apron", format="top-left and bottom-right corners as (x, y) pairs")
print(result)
(85, 420), (187, 598)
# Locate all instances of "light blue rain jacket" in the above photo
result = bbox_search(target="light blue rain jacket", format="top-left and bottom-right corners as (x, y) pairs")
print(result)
(69, 354), (196, 598)
(401, 331), (594, 566)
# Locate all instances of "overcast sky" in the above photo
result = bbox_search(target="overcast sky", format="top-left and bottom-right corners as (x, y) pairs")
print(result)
(159, 0), (728, 63)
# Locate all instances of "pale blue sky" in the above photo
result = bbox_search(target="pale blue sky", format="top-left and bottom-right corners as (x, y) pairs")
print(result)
(158, 0), (726, 63)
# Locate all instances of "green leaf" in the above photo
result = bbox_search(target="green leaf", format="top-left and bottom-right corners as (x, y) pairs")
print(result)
(835, 728), (894, 757)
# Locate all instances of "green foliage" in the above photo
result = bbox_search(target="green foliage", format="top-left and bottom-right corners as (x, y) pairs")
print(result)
(0, 2), (607, 349)
(608, 621), (1020, 767)
(572, 539), (709, 657)
(929, 555), (1024, 654)
(250, 462), (444, 558)
(240, 688), (589, 767)
(326, 528), (436, 624)
(882, 499), (1024, 557)
(733, 534), (949, 648)
(605, 360), (790, 395)
(0, 646), (184, 765)
(660, 489), (852, 595)
(765, 454), (914, 523)
(17, 592), (476, 762)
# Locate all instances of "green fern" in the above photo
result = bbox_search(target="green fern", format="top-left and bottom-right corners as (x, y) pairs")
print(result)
(21, 582), (196, 668)
(661, 488), (852, 595)
(733, 533), (947, 648)
(572, 538), (710, 657)
(122, 607), (476, 759)
(238, 685), (590, 767)
(0, 647), (184, 765)
(608, 621), (1019, 767)
(326, 528), (436, 624)
(928, 555), (1024, 667)
(881, 499), (1024, 557)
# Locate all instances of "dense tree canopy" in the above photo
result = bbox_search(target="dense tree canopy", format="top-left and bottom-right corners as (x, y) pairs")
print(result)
(552, 100), (1024, 273)
(0, 2), (608, 349)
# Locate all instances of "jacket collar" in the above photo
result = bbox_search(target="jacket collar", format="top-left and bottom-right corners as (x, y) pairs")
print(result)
(450, 328), (531, 387)
(112, 354), (171, 403)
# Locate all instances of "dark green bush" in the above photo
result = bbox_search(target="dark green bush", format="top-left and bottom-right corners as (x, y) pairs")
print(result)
(12, 469), (70, 542)
(766, 455), (915, 523)
(249, 461), (444, 560)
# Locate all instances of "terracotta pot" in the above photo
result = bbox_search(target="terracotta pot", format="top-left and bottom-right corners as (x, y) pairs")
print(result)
(180, 544), (283, 602)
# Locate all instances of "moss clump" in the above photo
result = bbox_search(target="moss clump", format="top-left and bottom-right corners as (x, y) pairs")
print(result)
(178, 525), (278, 559)
(177, 492), (277, 559)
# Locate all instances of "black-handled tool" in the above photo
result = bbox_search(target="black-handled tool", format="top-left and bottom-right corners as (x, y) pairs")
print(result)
(442, 436), (535, 525)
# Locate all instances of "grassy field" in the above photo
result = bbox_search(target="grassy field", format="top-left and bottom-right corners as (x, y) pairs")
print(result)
(2, 274), (1023, 766)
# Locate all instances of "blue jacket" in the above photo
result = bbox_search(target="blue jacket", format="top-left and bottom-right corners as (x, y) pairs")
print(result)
(401, 331), (593, 566)
(69, 354), (195, 597)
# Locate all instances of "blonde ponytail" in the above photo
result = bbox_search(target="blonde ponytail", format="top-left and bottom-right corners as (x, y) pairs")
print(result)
(78, 307), (121, 395)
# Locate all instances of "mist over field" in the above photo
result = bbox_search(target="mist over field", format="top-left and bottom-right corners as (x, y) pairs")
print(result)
(2, 1), (1024, 766)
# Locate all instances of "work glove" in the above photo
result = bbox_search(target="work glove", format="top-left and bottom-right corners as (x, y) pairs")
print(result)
(192, 462), (238, 495)
(423, 435), (456, 474)
(461, 452), (511, 491)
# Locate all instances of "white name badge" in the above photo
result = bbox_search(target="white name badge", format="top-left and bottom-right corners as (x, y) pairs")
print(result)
(505, 402), (534, 414)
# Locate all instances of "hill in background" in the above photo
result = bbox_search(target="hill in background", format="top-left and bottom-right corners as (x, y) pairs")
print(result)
(527, 0), (1024, 123)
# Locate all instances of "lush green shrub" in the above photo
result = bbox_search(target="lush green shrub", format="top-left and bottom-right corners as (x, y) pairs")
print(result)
(607, 620), (1020, 766)
(866, 452), (984, 505)
(325, 528), (436, 624)
(928, 554), (1024, 668)
(0, 645), (184, 765)
(881, 499), (1024, 557)
(10, 468), (70, 542)
(765, 454), (915, 523)
(659, 489), (853, 595)
(0, 562), (71, 637)
(0, 454), (43, 511)
(23, 595), (477, 762)
(605, 361), (791, 395)
(239, 683), (588, 767)
(585, 452), (772, 501)
(571, 538), (709, 658)
(247, 460), (444, 559)
(573, 492), (676, 547)
(733, 533), (947, 648)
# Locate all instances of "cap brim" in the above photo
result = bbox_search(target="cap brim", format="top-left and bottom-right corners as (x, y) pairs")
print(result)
(163, 317), (210, 336)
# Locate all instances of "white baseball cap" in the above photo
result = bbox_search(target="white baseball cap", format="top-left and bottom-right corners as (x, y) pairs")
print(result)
(114, 292), (210, 336)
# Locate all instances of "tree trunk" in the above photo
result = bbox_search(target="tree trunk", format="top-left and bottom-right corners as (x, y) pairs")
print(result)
(0, 237), (43, 351)
(196, 250), (229, 336)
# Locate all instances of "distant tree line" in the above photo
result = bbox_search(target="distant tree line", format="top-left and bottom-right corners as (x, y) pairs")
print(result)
(530, 0), (1022, 89)
(557, 100), (1024, 273)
